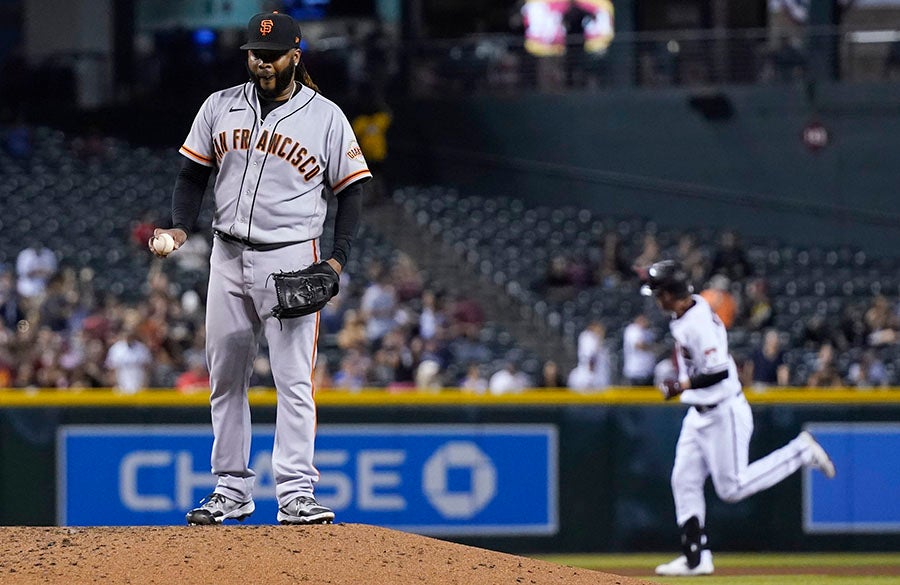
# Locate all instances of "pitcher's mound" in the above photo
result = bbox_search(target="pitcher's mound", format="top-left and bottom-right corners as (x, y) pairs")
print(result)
(0, 524), (656, 585)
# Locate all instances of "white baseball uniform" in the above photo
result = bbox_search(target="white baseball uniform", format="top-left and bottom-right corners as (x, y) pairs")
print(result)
(179, 81), (370, 507)
(668, 295), (818, 527)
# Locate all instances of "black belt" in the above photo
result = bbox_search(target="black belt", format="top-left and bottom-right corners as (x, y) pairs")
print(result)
(693, 391), (743, 414)
(214, 229), (297, 251)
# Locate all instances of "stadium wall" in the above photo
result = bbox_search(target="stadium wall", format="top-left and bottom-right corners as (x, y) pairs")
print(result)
(389, 82), (900, 255)
(2, 389), (899, 554)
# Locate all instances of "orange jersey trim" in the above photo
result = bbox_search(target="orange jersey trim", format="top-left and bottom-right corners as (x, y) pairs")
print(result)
(179, 145), (214, 166)
(310, 238), (321, 478)
(332, 169), (372, 193)
(310, 238), (320, 398)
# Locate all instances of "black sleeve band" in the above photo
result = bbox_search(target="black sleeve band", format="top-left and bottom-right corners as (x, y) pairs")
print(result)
(330, 181), (365, 268)
(172, 158), (212, 234)
(689, 369), (730, 389)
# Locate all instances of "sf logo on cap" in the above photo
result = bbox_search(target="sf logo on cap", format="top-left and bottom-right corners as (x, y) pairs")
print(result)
(260, 19), (274, 35)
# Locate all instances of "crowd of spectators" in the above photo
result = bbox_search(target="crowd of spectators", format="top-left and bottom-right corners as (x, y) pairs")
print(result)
(1, 215), (897, 394)
(0, 231), (537, 393)
(538, 225), (899, 391)
(1, 123), (897, 393)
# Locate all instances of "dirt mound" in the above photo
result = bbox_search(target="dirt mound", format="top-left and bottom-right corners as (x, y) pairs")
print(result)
(0, 524), (656, 584)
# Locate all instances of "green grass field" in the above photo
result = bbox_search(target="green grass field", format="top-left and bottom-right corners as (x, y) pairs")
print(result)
(532, 553), (900, 585)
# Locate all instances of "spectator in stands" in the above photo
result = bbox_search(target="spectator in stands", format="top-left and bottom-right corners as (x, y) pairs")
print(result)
(622, 313), (657, 385)
(418, 289), (446, 341)
(319, 284), (349, 336)
(419, 334), (452, 373)
(377, 329), (417, 390)
(332, 349), (368, 392)
(77, 336), (109, 388)
(577, 320), (605, 365)
(171, 228), (212, 278)
(448, 291), (485, 339)
(414, 359), (442, 391)
(743, 277), (774, 331)
(0, 268), (25, 331)
(675, 233), (708, 284)
(38, 273), (74, 333)
(80, 294), (116, 345)
(176, 352), (210, 393)
(745, 329), (790, 389)
(569, 320), (612, 391)
(460, 363), (488, 393)
(149, 342), (179, 389)
(15, 240), (57, 311)
(568, 254), (594, 289)
(370, 346), (402, 388)
(710, 230), (752, 283)
(449, 327), (491, 368)
(104, 327), (152, 393)
(865, 295), (898, 347)
(0, 328), (15, 387)
(390, 252), (423, 302)
(136, 290), (171, 354)
(839, 301), (869, 349)
(539, 254), (576, 302)
(29, 326), (66, 388)
(567, 350), (611, 392)
(539, 359), (566, 388)
(700, 274), (738, 329)
(360, 261), (398, 346)
(802, 313), (848, 352)
(806, 342), (843, 388)
(489, 361), (529, 395)
(633, 233), (661, 271)
(249, 354), (275, 387)
(336, 309), (368, 352)
(847, 349), (889, 389)
(130, 210), (160, 251)
(594, 231), (631, 288)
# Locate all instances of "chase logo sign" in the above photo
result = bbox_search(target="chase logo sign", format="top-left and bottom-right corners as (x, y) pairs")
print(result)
(57, 424), (557, 535)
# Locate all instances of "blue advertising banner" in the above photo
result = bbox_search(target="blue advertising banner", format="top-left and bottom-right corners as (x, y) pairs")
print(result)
(803, 422), (900, 533)
(58, 424), (558, 535)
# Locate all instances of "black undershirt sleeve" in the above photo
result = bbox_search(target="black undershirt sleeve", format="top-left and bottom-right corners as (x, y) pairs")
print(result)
(689, 369), (730, 389)
(172, 158), (212, 234)
(330, 181), (365, 268)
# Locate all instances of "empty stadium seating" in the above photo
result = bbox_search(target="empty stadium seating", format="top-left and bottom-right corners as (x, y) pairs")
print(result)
(391, 184), (899, 386)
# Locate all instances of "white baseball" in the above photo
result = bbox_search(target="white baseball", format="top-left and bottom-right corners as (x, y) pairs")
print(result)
(153, 233), (176, 256)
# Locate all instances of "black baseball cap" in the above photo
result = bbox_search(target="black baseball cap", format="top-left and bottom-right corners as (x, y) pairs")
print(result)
(240, 12), (301, 51)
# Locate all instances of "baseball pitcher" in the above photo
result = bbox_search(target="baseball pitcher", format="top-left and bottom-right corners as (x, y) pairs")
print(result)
(150, 11), (370, 525)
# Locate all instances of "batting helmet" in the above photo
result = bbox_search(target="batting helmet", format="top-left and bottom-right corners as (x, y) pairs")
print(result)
(640, 260), (694, 298)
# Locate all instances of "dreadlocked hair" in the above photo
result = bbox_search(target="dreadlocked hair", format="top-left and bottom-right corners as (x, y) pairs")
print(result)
(297, 60), (319, 92)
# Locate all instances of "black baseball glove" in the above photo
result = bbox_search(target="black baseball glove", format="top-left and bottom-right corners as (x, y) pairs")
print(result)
(269, 261), (339, 321)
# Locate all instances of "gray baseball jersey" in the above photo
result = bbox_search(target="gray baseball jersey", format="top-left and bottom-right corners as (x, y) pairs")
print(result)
(180, 81), (370, 514)
(180, 81), (371, 244)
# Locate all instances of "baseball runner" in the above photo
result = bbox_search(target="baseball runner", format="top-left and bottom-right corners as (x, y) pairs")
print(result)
(640, 260), (835, 576)
(149, 11), (370, 525)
